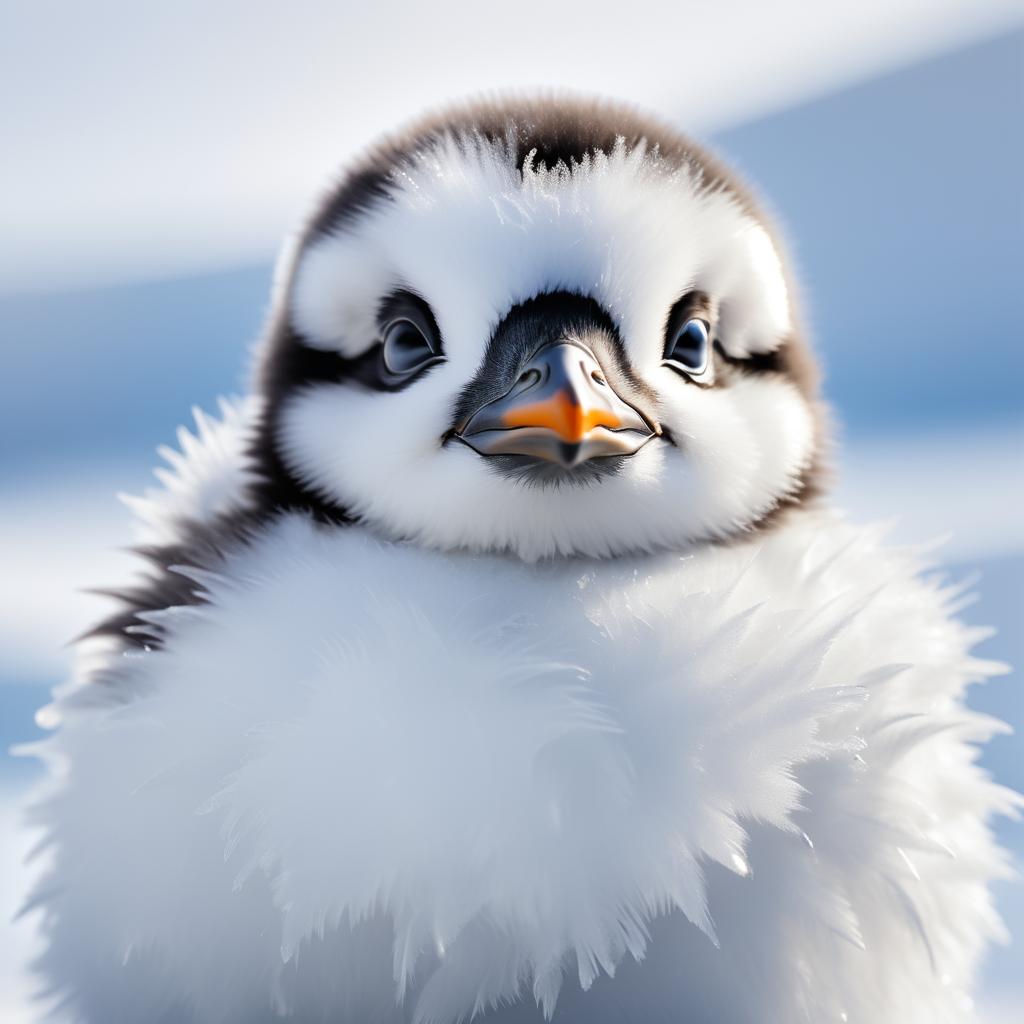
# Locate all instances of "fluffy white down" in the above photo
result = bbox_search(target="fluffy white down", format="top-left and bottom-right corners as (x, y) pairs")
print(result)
(24, 509), (1015, 1023)
(119, 397), (261, 547)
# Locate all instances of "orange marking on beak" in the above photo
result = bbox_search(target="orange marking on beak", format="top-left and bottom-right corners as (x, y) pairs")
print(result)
(500, 390), (622, 443)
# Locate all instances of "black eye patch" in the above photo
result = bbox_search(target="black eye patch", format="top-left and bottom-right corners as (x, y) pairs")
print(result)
(280, 290), (445, 394)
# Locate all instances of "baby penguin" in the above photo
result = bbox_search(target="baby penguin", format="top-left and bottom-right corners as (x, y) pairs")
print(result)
(25, 97), (1013, 1024)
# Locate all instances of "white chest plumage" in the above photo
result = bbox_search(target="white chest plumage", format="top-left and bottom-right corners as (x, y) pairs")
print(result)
(26, 433), (1010, 1022)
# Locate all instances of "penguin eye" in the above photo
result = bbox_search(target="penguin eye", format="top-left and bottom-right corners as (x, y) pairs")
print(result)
(663, 317), (710, 376)
(375, 292), (444, 385)
(381, 318), (440, 376)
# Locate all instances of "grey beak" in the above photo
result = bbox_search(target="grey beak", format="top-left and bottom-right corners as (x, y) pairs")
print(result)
(456, 341), (657, 468)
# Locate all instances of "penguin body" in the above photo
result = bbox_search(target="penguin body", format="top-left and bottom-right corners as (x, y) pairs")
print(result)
(24, 98), (1013, 1023)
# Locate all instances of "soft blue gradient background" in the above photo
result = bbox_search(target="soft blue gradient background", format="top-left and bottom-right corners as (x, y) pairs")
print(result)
(1, 21), (1021, 1021)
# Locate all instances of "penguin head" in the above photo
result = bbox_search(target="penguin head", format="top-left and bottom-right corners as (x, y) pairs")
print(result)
(253, 98), (825, 560)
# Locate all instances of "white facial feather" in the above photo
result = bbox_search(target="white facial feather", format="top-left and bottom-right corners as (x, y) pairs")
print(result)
(279, 369), (813, 559)
(293, 139), (791, 364)
(282, 137), (811, 558)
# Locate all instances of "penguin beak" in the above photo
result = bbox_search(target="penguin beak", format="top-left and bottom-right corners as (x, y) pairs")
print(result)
(456, 342), (658, 468)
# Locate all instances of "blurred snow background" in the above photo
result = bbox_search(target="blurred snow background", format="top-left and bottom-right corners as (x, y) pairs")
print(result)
(1, 1), (1022, 1020)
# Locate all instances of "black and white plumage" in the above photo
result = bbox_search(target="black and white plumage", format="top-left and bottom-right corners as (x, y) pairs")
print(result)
(24, 98), (1015, 1023)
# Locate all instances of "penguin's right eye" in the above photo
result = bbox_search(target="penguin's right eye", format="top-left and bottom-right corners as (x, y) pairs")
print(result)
(374, 291), (445, 386)
(381, 318), (441, 377)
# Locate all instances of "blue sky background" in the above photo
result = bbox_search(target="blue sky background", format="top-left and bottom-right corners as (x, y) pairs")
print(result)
(0, 9), (1021, 1020)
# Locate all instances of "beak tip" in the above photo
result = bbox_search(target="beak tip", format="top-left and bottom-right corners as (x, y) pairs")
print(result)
(556, 442), (583, 468)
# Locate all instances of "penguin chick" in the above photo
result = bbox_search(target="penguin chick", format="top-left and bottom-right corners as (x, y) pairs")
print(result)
(24, 97), (1015, 1024)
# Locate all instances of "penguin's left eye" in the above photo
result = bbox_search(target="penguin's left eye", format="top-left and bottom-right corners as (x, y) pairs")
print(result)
(663, 318), (710, 376)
